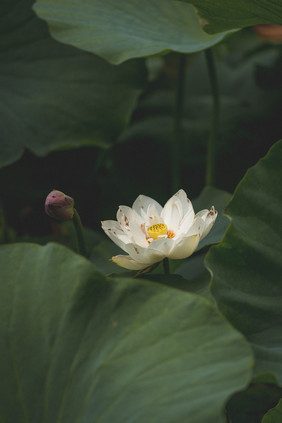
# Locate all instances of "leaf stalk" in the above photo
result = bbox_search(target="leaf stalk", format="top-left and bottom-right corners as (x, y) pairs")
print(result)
(172, 54), (186, 193)
(205, 48), (221, 187)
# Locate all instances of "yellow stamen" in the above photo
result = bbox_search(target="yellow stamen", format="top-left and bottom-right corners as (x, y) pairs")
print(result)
(147, 223), (168, 240)
(167, 230), (175, 239)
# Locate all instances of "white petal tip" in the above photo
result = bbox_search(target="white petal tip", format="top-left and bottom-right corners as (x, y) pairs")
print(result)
(111, 255), (147, 270)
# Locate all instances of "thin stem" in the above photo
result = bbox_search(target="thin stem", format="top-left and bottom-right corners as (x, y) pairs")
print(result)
(172, 54), (186, 193)
(205, 48), (221, 187)
(0, 204), (9, 243)
(225, 410), (232, 423)
(163, 258), (170, 274)
(73, 209), (86, 256)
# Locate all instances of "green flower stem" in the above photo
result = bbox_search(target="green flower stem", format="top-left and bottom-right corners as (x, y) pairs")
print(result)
(205, 48), (221, 187)
(172, 54), (186, 193)
(0, 205), (8, 243)
(163, 257), (170, 274)
(73, 209), (86, 256)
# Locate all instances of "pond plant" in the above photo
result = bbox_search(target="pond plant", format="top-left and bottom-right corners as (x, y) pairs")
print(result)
(1, 1), (282, 422)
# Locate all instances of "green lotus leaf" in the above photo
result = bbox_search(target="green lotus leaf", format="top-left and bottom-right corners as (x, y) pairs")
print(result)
(33, 0), (233, 65)
(0, 242), (253, 422)
(0, 0), (146, 168)
(206, 139), (282, 383)
(178, 0), (282, 33)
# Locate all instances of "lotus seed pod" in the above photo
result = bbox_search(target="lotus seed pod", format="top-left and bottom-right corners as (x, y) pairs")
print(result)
(45, 190), (74, 220)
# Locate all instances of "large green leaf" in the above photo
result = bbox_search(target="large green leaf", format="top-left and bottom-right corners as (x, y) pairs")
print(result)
(33, 0), (232, 65)
(0, 0), (146, 168)
(178, 0), (282, 33)
(206, 139), (282, 383)
(0, 242), (252, 422)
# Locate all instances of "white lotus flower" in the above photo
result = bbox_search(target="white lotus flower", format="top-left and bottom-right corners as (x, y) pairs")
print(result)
(101, 189), (217, 271)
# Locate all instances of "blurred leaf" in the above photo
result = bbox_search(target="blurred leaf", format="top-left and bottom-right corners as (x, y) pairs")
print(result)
(175, 254), (207, 281)
(227, 383), (282, 423)
(252, 373), (279, 385)
(145, 253), (215, 303)
(33, 0), (232, 65)
(206, 139), (282, 383)
(262, 399), (282, 423)
(173, 254), (213, 300)
(178, 0), (282, 34)
(0, 0), (146, 168)
(0, 242), (253, 423)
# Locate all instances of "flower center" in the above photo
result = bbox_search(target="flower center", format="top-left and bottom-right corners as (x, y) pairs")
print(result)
(147, 223), (168, 240)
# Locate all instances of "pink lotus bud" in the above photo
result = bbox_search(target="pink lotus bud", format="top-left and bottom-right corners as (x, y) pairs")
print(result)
(45, 190), (74, 220)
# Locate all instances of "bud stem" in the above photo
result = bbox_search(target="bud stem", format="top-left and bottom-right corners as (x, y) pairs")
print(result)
(73, 209), (86, 256)
(163, 257), (170, 274)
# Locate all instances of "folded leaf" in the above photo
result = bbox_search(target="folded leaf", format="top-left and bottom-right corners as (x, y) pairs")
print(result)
(33, 0), (233, 65)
